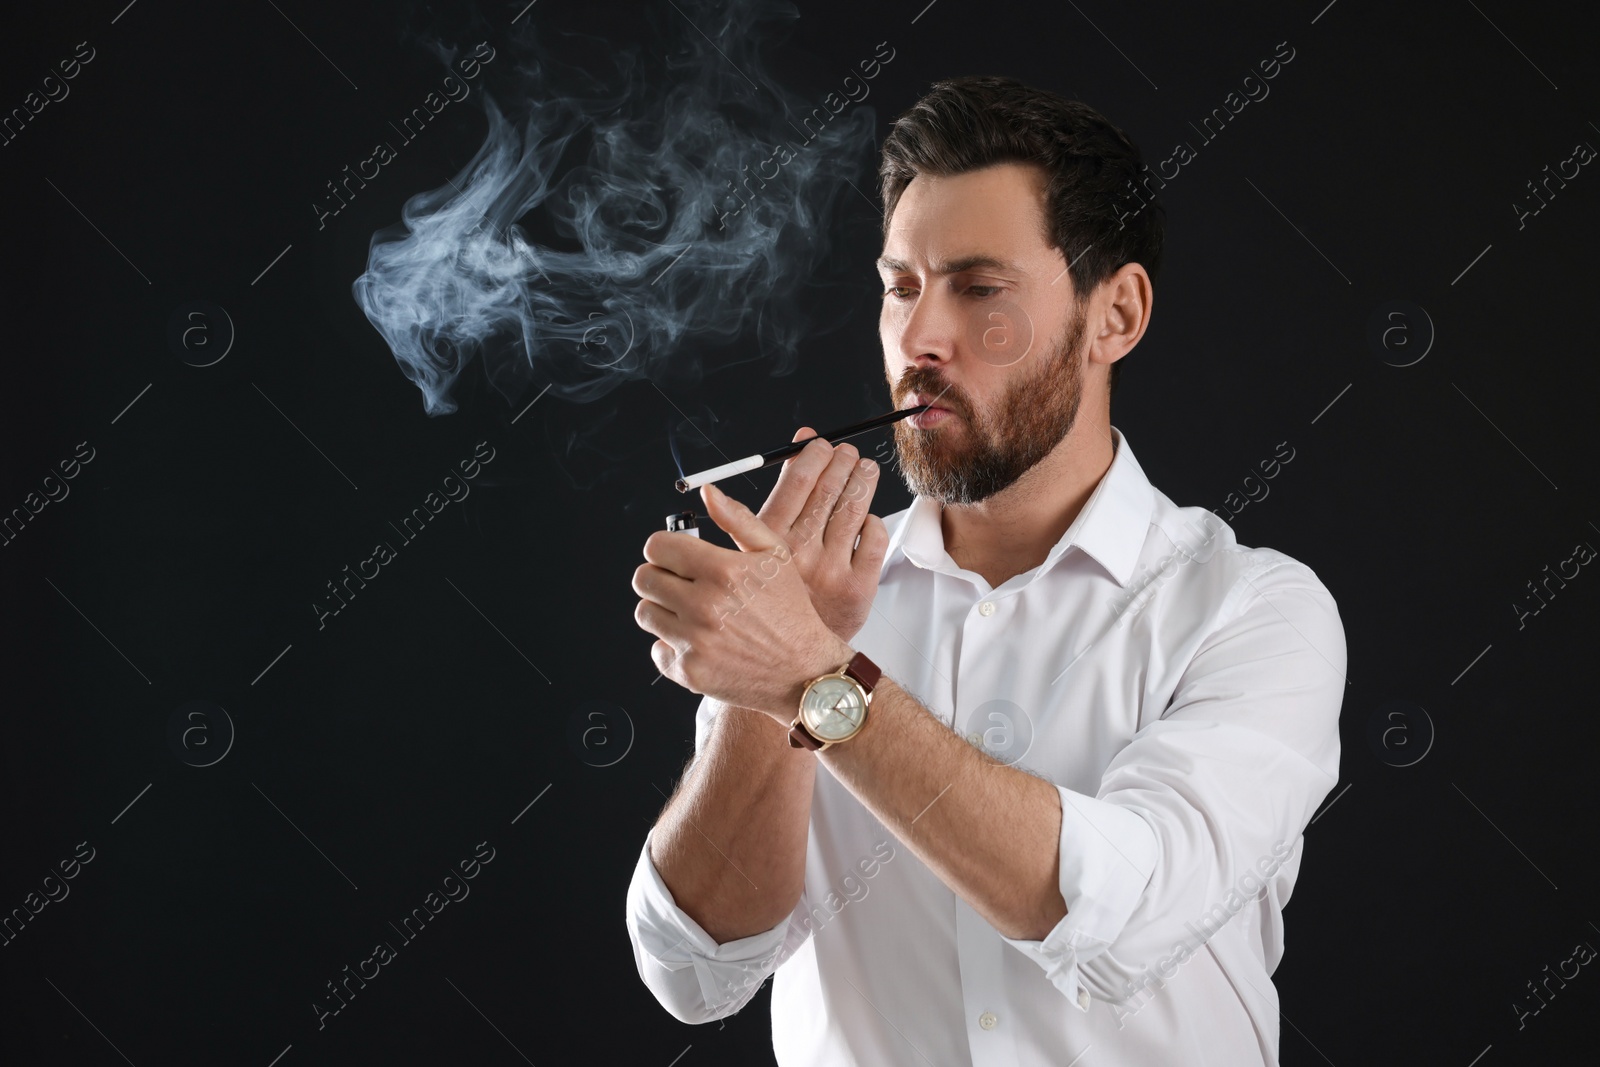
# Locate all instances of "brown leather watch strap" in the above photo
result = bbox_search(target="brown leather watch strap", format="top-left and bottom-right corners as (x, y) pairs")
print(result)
(787, 724), (823, 750)
(843, 650), (880, 693)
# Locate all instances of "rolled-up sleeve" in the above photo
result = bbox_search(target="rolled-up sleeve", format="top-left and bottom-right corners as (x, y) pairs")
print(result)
(1000, 791), (1158, 1010)
(626, 829), (809, 1023)
(1005, 556), (1345, 1008)
(625, 694), (816, 1023)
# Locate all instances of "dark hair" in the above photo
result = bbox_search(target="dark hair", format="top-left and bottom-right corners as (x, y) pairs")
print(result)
(879, 76), (1164, 400)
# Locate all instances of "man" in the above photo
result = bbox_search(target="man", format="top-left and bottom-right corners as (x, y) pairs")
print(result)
(626, 75), (1345, 1066)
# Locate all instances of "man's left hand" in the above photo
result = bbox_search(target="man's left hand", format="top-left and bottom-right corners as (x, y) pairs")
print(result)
(634, 482), (855, 719)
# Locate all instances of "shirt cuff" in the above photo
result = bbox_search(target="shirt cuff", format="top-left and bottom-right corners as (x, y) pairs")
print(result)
(999, 787), (1158, 1011)
(627, 829), (793, 1014)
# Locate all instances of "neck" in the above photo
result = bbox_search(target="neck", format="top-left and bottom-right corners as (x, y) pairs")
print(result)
(938, 413), (1116, 590)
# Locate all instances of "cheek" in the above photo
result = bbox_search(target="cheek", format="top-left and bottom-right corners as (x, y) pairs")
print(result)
(962, 373), (1001, 420)
(881, 334), (907, 386)
(879, 301), (902, 338)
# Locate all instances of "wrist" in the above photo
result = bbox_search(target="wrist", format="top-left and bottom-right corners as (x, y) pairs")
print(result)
(777, 636), (857, 722)
(785, 643), (881, 752)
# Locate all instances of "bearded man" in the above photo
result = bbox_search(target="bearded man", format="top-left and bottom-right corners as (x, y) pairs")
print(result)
(627, 74), (1345, 1067)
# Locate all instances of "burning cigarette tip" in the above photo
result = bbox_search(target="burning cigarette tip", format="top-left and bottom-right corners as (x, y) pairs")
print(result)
(676, 453), (762, 493)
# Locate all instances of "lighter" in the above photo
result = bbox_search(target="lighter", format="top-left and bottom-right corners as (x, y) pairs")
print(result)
(665, 510), (700, 538)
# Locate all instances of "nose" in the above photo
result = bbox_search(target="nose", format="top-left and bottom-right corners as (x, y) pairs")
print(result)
(888, 288), (960, 374)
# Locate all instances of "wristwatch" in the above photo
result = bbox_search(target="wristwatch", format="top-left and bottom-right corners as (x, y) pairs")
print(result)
(788, 651), (881, 752)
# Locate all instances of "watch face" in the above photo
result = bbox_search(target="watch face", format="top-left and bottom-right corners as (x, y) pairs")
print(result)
(801, 677), (867, 741)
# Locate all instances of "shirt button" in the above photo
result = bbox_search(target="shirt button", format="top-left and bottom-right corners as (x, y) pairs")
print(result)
(978, 1011), (998, 1030)
(978, 601), (996, 617)
(966, 733), (982, 746)
(1077, 989), (1091, 1011)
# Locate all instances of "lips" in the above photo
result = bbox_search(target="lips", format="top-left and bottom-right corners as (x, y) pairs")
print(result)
(905, 392), (955, 428)
(909, 407), (950, 428)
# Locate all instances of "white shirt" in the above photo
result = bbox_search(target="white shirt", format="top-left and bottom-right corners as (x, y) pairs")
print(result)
(626, 426), (1346, 1066)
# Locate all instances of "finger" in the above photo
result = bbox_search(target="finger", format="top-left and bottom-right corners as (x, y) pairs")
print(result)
(633, 597), (681, 640)
(756, 430), (836, 535)
(850, 511), (890, 582)
(651, 639), (680, 674)
(642, 527), (717, 578)
(701, 482), (784, 555)
(792, 442), (859, 553)
(823, 455), (881, 557)
(632, 562), (696, 614)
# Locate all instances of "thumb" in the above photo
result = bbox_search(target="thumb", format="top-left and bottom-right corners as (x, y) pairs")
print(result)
(701, 483), (783, 555)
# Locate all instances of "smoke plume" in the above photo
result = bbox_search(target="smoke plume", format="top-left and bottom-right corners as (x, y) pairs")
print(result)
(352, 0), (880, 417)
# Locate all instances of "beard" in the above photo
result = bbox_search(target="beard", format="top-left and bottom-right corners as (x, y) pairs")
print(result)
(889, 298), (1088, 506)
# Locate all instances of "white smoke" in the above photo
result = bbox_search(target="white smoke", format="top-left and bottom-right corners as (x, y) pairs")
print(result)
(352, 0), (878, 416)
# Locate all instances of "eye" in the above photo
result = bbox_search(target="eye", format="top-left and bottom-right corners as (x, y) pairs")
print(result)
(964, 285), (1003, 298)
(882, 286), (916, 300)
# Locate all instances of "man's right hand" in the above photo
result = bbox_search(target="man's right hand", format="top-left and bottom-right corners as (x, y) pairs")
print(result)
(751, 427), (889, 643)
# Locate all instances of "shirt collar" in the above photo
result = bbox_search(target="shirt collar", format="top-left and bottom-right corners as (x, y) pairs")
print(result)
(883, 425), (1154, 590)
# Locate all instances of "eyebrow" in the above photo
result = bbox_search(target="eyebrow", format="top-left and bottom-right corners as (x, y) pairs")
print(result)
(875, 254), (1022, 276)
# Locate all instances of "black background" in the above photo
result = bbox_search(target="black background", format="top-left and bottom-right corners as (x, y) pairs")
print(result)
(3, 1), (1598, 1064)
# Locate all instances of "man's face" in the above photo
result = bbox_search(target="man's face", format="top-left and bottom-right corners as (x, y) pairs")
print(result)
(878, 162), (1089, 505)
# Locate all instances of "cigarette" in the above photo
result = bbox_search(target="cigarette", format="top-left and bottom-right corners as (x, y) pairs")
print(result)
(673, 405), (930, 493)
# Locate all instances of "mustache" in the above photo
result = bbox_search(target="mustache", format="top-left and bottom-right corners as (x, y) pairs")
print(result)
(894, 375), (965, 416)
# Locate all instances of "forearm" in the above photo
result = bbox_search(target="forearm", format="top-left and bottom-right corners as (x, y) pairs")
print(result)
(650, 700), (816, 944)
(818, 675), (1067, 940)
